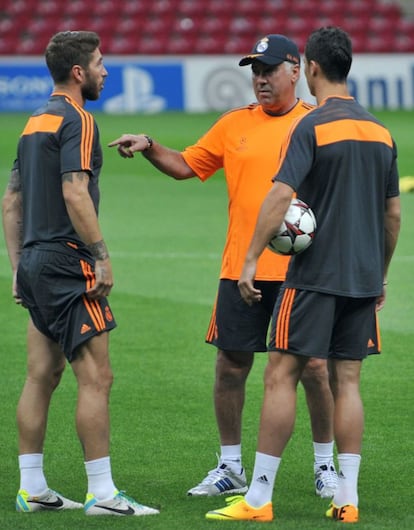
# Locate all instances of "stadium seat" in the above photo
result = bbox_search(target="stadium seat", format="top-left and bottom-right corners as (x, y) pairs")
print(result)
(195, 33), (227, 53)
(177, 0), (206, 17)
(63, 0), (90, 17)
(202, 15), (231, 34)
(229, 15), (258, 36)
(207, 0), (237, 16)
(225, 34), (258, 54)
(137, 34), (169, 54)
(167, 32), (197, 54)
(1, 0), (414, 55)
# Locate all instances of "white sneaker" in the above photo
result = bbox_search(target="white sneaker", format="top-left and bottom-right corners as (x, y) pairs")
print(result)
(84, 490), (159, 516)
(187, 462), (248, 496)
(16, 488), (83, 512)
(314, 463), (338, 498)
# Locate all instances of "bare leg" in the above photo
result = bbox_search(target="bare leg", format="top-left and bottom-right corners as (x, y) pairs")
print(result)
(257, 351), (307, 455)
(329, 359), (363, 508)
(17, 319), (66, 455)
(329, 359), (363, 454)
(241, 352), (306, 507)
(301, 357), (334, 443)
(71, 332), (113, 461)
(214, 349), (254, 446)
(187, 349), (253, 496)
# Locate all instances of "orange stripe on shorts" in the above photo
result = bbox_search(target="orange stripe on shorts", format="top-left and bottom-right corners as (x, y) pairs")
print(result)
(275, 288), (295, 350)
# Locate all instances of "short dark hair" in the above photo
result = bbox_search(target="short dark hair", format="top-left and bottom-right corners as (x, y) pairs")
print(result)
(45, 31), (101, 84)
(305, 27), (352, 83)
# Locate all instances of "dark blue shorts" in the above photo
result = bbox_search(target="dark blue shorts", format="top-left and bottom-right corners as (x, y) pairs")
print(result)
(268, 286), (380, 360)
(205, 279), (283, 352)
(17, 242), (116, 362)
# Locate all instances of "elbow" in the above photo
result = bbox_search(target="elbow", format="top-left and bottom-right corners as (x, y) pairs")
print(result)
(169, 165), (196, 180)
(170, 171), (193, 180)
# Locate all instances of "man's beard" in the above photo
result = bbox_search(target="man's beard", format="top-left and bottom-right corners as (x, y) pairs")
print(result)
(82, 73), (100, 101)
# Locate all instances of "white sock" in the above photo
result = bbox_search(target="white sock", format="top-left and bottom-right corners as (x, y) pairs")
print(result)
(245, 452), (280, 508)
(313, 441), (335, 468)
(85, 457), (117, 501)
(220, 444), (242, 473)
(334, 453), (361, 507)
(19, 453), (48, 495)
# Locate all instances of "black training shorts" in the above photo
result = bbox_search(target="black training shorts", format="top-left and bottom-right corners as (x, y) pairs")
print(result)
(268, 286), (379, 360)
(205, 279), (282, 352)
(17, 242), (116, 361)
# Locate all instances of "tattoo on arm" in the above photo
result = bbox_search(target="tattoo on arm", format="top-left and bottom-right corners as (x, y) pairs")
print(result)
(87, 240), (109, 260)
(7, 168), (22, 192)
(62, 171), (89, 183)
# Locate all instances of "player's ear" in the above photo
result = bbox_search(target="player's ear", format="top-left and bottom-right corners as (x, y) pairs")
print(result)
(72, 64), (84, 82)
(309, 60), (320, 77)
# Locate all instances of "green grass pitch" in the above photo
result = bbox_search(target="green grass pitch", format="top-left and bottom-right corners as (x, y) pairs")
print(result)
(0, 110), (413, 529)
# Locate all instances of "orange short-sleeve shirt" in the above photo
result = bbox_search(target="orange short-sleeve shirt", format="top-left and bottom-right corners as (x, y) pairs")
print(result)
(182, 101), (313, 281)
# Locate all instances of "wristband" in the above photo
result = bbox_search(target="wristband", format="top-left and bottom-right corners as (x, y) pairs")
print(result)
(144, 135), (153, 150)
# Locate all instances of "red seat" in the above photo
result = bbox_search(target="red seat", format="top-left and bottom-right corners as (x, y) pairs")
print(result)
(365, 34), (394, 53)
(63, 0), (90, 17)
(0, 34), (18, 54)
(194, 33), (225, 54)
(1, 0), (414, 55)
(225, 34), (256, 54)
(142, 14), (175, 35)
(229, 16), (258, 36)
(108, 34), (139, 54)
(207, 0), (236, 16)
(203, 15), (231, 34)
(167, 32), (197, 54)
(137, 34), (169, 54)
(237, 0), (259, 16)
(177, 0), (206, 17)
(393, 33), (414, 53)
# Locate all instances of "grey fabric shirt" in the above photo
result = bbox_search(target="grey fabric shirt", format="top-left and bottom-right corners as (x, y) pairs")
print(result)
(273, 96), (399, 297)
(14, 92), (102, 249)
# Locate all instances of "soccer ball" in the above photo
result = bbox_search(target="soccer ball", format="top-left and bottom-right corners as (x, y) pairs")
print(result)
(267, 198), (317, 256)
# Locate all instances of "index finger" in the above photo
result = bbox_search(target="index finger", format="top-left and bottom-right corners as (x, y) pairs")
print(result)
(108, 138), (123, 147)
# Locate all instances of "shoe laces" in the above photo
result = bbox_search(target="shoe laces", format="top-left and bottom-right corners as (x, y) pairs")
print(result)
(116, 490), (145, 508)
(316, 464), (337, 486)
(199, 463), (230, 485)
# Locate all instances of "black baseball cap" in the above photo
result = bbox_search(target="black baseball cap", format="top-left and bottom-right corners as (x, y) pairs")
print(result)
(239, 34), (300, 67)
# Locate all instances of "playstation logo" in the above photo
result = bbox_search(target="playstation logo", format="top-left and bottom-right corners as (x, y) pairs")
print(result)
(103, 66), (166, 113)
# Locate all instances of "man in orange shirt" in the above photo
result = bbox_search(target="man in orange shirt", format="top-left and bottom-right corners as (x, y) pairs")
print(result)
(109, 35), (338, 498)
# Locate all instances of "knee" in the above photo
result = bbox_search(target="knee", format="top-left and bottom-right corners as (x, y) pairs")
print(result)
(301, 358), (329, 390)
(94, 364), (114, 393)
(50, 360), (66, 389)
(74, 360), (114, 394)
(27, 357), (66, 391)
(216, 350), (253, 387)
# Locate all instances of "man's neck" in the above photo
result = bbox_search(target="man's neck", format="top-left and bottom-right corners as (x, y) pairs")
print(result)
(315, 83), (349, 105)
(53, 84), (84, 107)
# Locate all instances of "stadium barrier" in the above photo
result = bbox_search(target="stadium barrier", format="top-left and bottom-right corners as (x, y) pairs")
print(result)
(1, 54), (414, 112)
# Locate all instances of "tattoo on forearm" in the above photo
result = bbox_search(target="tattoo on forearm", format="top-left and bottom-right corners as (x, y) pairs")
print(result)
(8, 168), (22, 192)
(62, 171), (88, 183)
(87, 240), (109, 260)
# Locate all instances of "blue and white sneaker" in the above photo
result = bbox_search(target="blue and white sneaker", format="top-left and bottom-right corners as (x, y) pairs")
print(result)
(315, 463), (338, 498)
(16, 488), (83, 512)
(84, 490), (159, 516)
(187, 462), (247, 496)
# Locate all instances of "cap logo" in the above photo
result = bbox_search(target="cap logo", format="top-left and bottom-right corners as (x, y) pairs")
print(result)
(256, 39), (269, 53)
